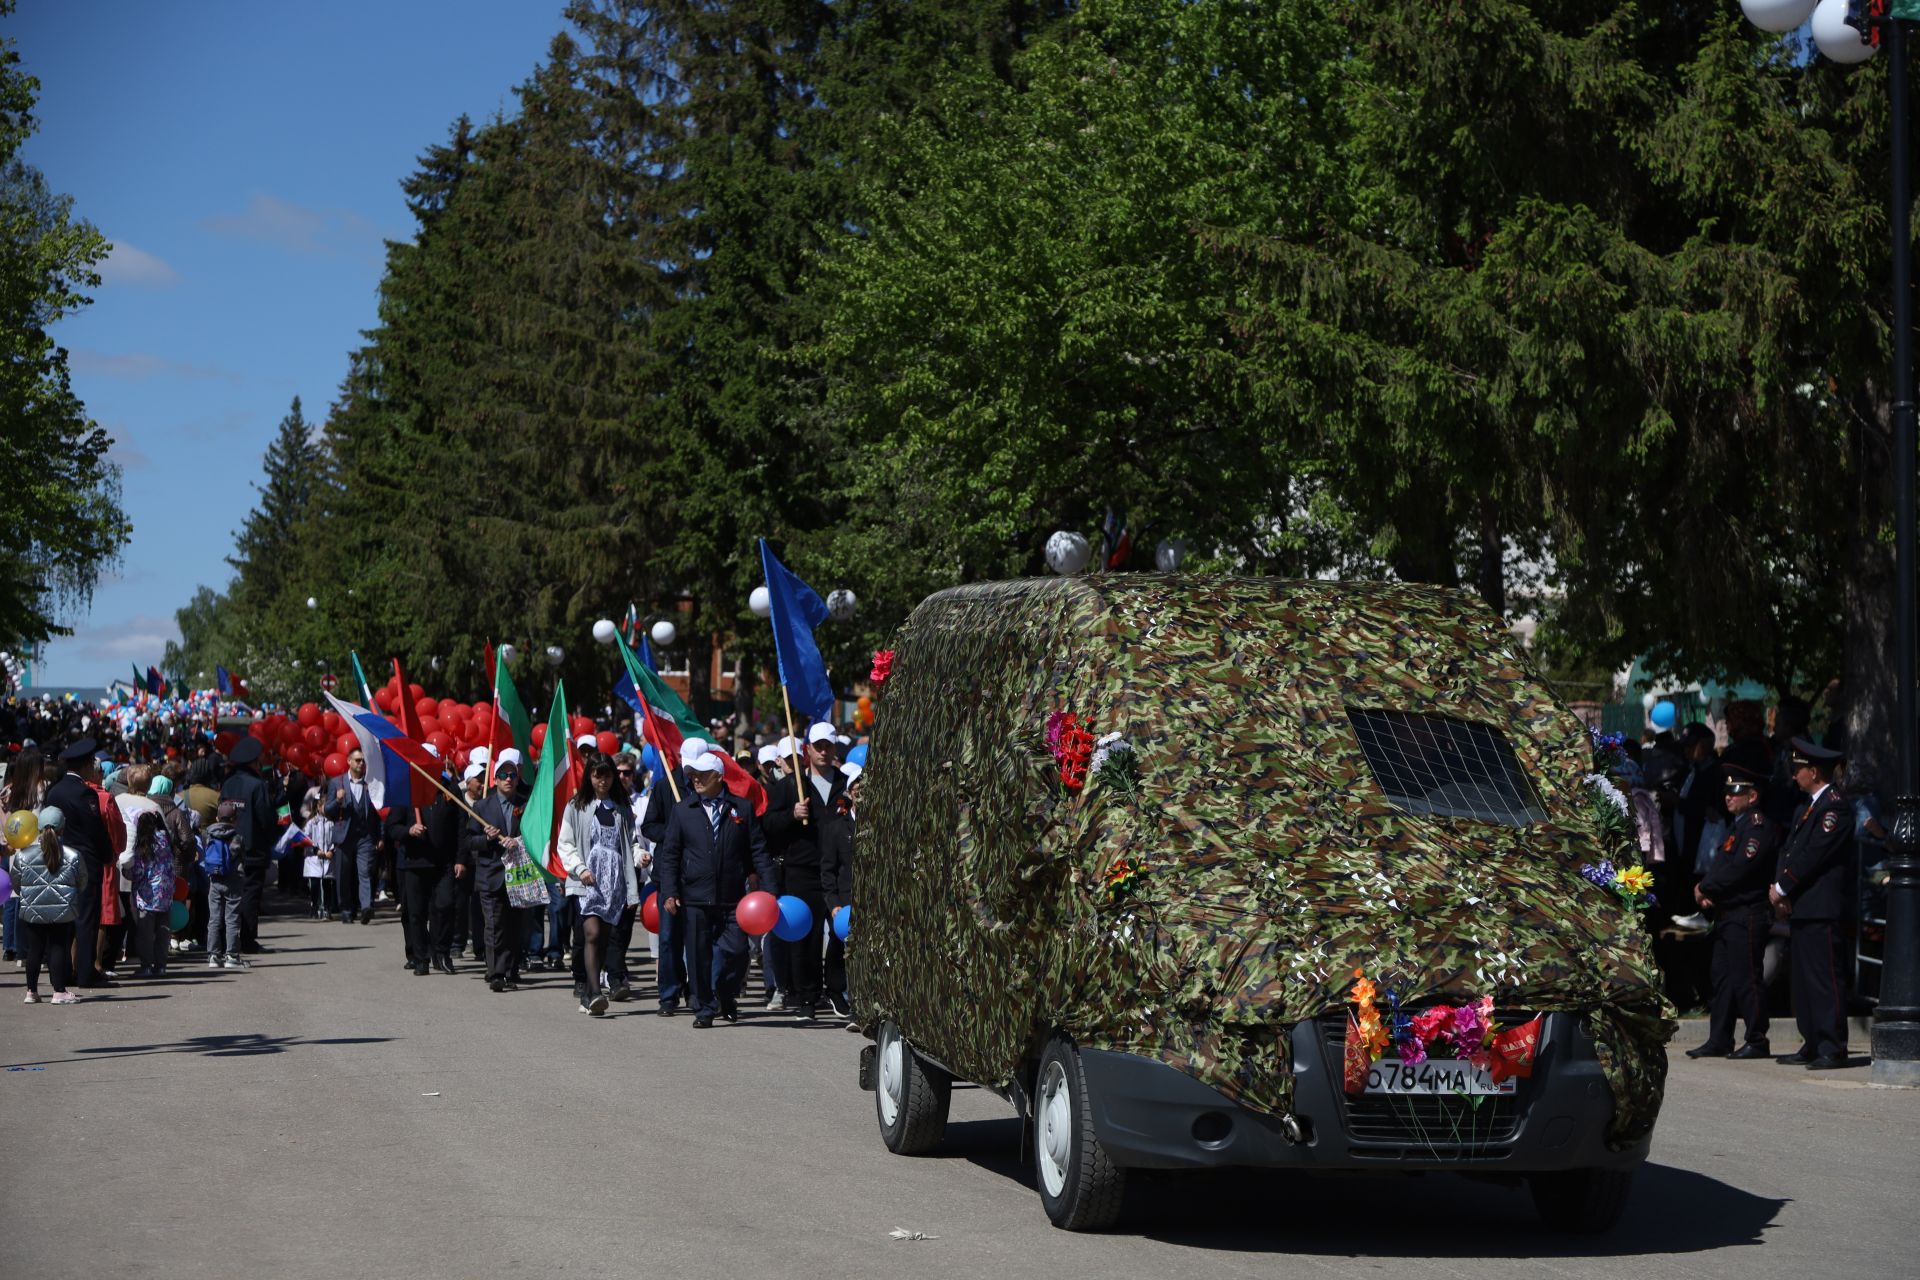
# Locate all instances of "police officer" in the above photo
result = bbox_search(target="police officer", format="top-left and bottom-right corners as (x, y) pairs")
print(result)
(1687, 762), (1781, 1060)
(1769, 738), (1855, 1070)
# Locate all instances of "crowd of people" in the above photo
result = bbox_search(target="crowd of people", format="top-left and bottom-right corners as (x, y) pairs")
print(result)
(0, 692), (865, 1024)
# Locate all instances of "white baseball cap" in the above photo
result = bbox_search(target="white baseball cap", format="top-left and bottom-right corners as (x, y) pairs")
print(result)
(686, 751), (727, 775)
(575, 733), (597, 750)
(495, 748), (523, 770)
(462, 762), (485, 781)
(840, 762), (863, 782)
(679, 738), (713, 767)
(776, 735), (798, 758)
(757, 744), (777, 765)
(469, 746), (489, 766)
(806, 722), (837, 745)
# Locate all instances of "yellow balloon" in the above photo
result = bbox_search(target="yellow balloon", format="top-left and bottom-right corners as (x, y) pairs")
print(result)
(5, 808), (38, 851)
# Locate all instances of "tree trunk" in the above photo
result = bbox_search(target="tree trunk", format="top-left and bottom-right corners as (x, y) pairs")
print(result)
(1475, 496), (1506, 619)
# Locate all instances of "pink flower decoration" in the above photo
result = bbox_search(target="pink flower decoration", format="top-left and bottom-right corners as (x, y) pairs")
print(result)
(869, 649), (895, 687)
(1045, 710), (1067, 760)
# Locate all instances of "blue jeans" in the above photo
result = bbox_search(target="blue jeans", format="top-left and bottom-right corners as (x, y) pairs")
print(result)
(3, 891), (17, 955)
(683, 902), (748, 1019)
(543, 881), (570, 960)
(656, 892), (687, 1006)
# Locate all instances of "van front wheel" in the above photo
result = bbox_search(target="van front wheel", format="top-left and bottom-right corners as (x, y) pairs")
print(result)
(1527, 1168), (1633, 1234)
(1034, 1037), (1126, 1230)
(875, 1021), (950, 1155)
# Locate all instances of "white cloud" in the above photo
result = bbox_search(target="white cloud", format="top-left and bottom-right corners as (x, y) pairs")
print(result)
(102, 424), (152, 471)
(70, 615), (181, 664)
(98, 240), (180, 288)
(201, 192), (385, 258)
(70, 351), (240, 382)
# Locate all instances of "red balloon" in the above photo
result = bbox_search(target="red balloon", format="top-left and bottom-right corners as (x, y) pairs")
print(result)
(595, 730), (619, 756)
(249, 720), (269, 740)
(464, 717), (490, 744)
(323, 752), (348, 777)
(284, 746), (308, 770)
(408, 682), (425, 703)
(213, 732), (238, 754)
(174, 876), (189, 903)
(531, 722), (547, 748)
(641, 894), (661, 934)
(373, 687), (394, 711)
(427, 731), (454, 753)
(336, 732), (357, 755)
(438, 698), (459, 720)
(737, 892), (779, 937)
(419, 715), (441, 738)
(569, 716), (595, 740)
(453, 748), (469, 772)
(415, 695), (437, 717)
(297, 702), (322, 728)
(303, 724), (327, 750)
(322, 710), (343, 735)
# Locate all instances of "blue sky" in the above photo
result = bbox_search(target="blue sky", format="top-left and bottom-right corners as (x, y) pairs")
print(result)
(12, 1), (571, 685)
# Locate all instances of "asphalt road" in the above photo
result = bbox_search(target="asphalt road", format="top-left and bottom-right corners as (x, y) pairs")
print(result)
(2, 898), (1913, 1280)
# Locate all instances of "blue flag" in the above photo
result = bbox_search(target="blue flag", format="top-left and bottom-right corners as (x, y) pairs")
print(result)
(638, 634), (657, 672)
(215, 665), (233, 697)
(612, 673), (669, 791)
(758, 538), (835, 725)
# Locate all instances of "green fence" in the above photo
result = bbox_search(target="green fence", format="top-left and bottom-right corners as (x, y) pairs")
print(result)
(1598, 690), (1707, 738)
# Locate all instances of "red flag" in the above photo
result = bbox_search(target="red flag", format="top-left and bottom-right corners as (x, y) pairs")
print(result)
(1487, 1015), (1545, 1082)
(392, 657), (426, 739)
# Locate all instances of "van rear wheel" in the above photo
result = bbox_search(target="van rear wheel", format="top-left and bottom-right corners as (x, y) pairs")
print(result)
(1034, 1036), (1126, 1231)
(875, 1021), (950, 1155)
(1528, 1168), (1633, 1234)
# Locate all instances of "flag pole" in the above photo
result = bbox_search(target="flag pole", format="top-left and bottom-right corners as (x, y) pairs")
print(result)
(399, 754), (487, 826)
(778, 681), (806, 826)
(485, 640), (501, 791)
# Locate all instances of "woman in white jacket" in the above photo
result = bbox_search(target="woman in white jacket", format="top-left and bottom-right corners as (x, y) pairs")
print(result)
(557, 756), (638, 1016)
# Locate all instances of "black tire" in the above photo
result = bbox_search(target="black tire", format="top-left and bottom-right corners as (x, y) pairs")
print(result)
(875, 1020), (951, 1155)
(1528, 1168), (1634, 1234)
(1033, 1036), (1127, 1231)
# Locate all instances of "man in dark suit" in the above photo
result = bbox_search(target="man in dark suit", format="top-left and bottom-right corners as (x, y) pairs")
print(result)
(324, 746), (384, 924)
(1689, 763), (1783, 1060)
(465, 759), (527, 992)
(656, 750), (774, 1028)
(1769, 738), (1855, 1070)
(46, 738), (112, 987)
(386, 763), (464, 977)
(761, 722), (847, 1019)
(220, 736), (276, 954)
(640, 741), (702, 1017)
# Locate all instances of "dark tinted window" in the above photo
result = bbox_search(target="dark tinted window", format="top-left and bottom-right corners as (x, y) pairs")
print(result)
(1347, 709), (1547, 827)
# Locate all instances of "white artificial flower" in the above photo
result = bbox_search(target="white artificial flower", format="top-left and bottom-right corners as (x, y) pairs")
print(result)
(1585, 773), (1630, 815)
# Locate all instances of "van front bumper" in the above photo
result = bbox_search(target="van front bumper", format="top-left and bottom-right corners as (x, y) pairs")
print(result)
(1079, 1013), (1647, 1173)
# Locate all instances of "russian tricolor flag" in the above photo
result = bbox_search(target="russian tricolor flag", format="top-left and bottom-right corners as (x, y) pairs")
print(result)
(324, 691), (439, 810)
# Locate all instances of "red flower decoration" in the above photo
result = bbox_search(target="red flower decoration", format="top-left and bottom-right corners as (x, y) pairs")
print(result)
(869, 649), (895, 688)
(1056, 715), (1094, 790)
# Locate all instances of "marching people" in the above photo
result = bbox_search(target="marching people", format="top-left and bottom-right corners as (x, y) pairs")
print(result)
(450, 762), (487, 959)
(325, 746), (383, 924)
(467, 756), (527, 993)
(385, 754), (464, 977)
(640, 740), (701, 1016)
(820, 761), (860, 1018)
(1688, 762), (1782, 1060)
(558, 755), (639, 1015)
(45, 738), (113, 988)
(1770, 738), (1856, 1070)
(654, 749), (774, 1029)
(761, 721), (845, 1020)
(15, 806), (87, 1004)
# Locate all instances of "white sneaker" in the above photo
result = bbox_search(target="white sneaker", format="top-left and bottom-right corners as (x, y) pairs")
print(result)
(208, 956), (222, 969)
(23, 990), (40, 1004)
(225, 956), (250, 971)
(1669, 912), (1710, 933)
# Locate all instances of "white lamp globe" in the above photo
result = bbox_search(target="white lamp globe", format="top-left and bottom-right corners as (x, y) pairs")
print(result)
(651, 620), (677, 648)
(1739, 0), (1818, 32)
(749, 586), (773, 618)
(592, 618), (618, 646)
(306, 596), (318, 609)
(1811, 0), (1876, 62)
(1154, 538), (1189, 573)
(827, 588), (857, 622)
(1045, 530), (1092, 575)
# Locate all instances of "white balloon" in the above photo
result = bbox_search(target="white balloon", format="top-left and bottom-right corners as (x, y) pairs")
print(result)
(1810, 0), (1875, 62)
(749, 586), (772, 618)
(1739, 0), (1818, 33)
(1154, 538), (1189, 573)
(826, 588), (857, 622)
(1641, 691), (1658, 710)
(592, 618), (618, 646)
(305, 596), (318, 609)
(651, 620), (677, 648)
(291, 659), (303, 670)
(1044, 530), (1092, 575)
(500, 643), (518, 665)
(545, 644), (565, 667)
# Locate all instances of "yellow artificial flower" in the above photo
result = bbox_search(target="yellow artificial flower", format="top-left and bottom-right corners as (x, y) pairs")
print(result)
(1351, 970), (1378, 1005)
(1614, 866), (1654, 894)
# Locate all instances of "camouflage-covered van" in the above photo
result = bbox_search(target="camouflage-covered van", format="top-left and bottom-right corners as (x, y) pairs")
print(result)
(850, 575), (1674, 1232)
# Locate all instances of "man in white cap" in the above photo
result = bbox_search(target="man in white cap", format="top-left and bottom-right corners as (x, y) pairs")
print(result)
(760, 721), (848, 1019)
(655, 750), (774, 1028)
(465, 756), (529, 992)
(639, 737), (715, 1015)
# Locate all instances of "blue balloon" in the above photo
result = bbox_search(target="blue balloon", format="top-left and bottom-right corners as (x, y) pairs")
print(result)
(832, 904), (851, 940)
(773, 894), (814, 942)
(640, 744), (661, 773)
(1651, 700), (1677, 731)
(845, 743), (868, 768)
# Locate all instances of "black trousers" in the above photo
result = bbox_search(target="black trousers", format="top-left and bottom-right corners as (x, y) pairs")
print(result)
(772, 883), (826, 1007)
(1788, 918), (1849, 1058)
(22, 919), (75, 993)
(683, 902), (749, 1019)
(449, 868), (474, 951)
(824, 914), (848, 1002)
(71, 858), (103, 986)
(1708, 903), (1770, 1049)
(403, 866), (455, 964)
(479, 886), (516, 980)
(132, 909), (169, 973)
(238, 861), (268, 950)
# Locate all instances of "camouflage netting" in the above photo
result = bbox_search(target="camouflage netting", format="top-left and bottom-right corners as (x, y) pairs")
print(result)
(849, 576), (1674, 1147)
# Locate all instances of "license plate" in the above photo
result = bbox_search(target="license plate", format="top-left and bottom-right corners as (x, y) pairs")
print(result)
(1365, 1059), (1515, 1096)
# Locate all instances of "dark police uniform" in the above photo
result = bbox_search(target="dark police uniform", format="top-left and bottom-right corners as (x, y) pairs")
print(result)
(1694, 773), (1781, 1058)
(1773, 739), (1854, 1068)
